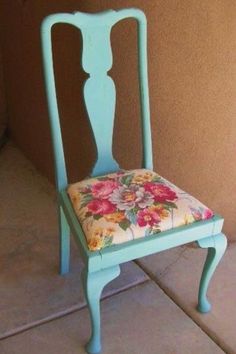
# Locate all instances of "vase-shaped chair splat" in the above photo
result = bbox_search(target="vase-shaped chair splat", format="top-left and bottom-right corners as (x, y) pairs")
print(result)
(81, 25), (119, 176)
(197, 233), (227, 313)
(82, 265), (121, 354)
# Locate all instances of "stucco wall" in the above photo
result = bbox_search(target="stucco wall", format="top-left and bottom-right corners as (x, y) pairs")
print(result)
(0, 47), (7, 142)
(1, 1), (236, 240)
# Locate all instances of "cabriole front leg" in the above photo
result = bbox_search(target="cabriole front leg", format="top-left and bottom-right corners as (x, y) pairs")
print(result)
(197, 233), (227, 313)
(82, 265), (121, 354)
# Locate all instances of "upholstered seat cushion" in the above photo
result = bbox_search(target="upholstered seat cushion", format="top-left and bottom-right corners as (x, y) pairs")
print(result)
(67, 169), (213, 251)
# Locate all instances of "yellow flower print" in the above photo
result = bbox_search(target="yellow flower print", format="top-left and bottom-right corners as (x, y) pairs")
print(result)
(177, 214), (195, 226)
(93, 227), (103, 237)
(105, 227), (115, 237)
(88, 235), (103, 251)
(88, 227), (115, 251)
(104, 211), (126, 223)
(67, 188), (81, 205)
(184, 214), (195, 225)
(149, 205), (169, 219)
(72, 195), (78, 204)
(132, 172), (154, 185)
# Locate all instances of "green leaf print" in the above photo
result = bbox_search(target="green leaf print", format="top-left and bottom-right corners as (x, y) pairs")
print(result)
(119, 219), (131, 231)
(120, 174), (134, 186)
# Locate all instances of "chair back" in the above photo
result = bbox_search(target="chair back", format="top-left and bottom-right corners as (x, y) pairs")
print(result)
(41, 8), (153, 191)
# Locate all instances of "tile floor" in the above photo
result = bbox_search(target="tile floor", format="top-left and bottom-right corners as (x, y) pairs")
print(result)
(0, 142), (235, 354)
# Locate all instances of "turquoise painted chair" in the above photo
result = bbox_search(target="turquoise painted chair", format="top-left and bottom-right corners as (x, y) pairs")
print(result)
(41, 8), (227, 354)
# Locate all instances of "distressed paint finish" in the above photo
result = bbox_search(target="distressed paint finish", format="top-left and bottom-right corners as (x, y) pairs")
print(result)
(41, 9), (227, 354)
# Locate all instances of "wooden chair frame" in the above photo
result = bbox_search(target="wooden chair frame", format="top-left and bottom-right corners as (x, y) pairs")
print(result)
(41, 8), (227, 354)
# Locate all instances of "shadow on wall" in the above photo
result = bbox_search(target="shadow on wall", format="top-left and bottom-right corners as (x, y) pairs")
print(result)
(0, 48), (7, 147)
(0, 0), (236, 241)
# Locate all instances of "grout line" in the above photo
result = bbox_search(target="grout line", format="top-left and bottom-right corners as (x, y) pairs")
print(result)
(135, 260), (231, 354)
(156, 247), (188, 279)
(0, 276), (150, 341)
(0, 305), (83, 341)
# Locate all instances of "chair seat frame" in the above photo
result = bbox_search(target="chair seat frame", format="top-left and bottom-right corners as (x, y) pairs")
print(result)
(41, 8), (227, 354)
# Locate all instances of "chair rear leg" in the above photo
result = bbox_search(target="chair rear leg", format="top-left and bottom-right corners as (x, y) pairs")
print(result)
(59, 206), (70, 275)
(197, 233), (227, 313)
(82, 265), (121, 354)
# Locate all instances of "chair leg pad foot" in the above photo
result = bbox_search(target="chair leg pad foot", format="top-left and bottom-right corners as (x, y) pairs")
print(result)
(197, 299), (212, 313)
(85, 342), (101, 354)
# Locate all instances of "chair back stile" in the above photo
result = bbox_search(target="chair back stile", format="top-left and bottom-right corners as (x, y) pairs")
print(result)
(41, 8), (153, 191)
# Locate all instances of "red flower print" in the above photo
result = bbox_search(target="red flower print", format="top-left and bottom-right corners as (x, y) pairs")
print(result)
(137, 208), (161, 227)
(91, 180), (119, 199)
(87, 199), (116, 215)
(190, 207), (213, 221)
(144, 182), (177, 203)
(203, 208), (214, 220)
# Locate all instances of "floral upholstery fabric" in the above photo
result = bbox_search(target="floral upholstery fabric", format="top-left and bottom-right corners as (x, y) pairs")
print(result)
(67, 169), (213, 251)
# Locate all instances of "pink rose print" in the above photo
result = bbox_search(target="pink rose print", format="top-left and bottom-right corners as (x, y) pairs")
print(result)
(91, 180), (119, 199)
(144, 182), (177, 203)
(190, 207), (214, 221)
(137, 208), (161, 227)
(203, 208), (214, 220)
(87, 199), (116, 215)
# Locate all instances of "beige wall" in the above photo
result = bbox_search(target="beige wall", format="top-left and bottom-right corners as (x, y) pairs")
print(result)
(0, 47), (7, 140)
(1, 1), (236, 241)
